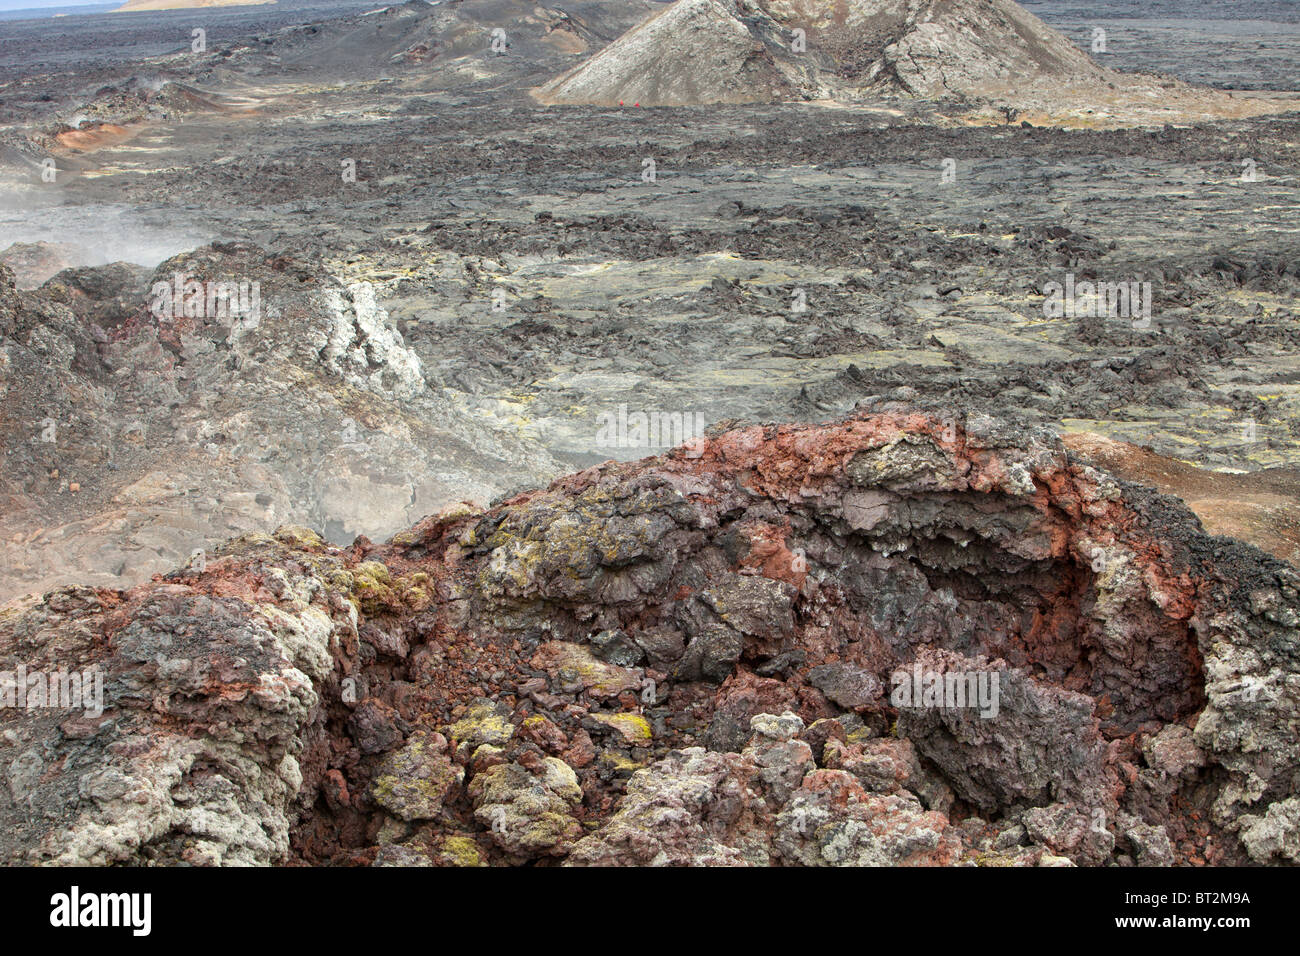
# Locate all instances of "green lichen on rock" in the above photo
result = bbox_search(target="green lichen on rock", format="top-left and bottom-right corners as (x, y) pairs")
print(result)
(469, 758), (584, 858)
(470, 481), (686, 605)
(597, 749), (645, 775)
(435, 834), (487, 867)
(370, 731), (463, 822)
(347, 560), (433, 614)
(447, 698), (515, 749)
(593, 712), (653, 743)
(273, 525), (326, 551)
(532, 641), (641, 697)
(350, 560), (397, 613)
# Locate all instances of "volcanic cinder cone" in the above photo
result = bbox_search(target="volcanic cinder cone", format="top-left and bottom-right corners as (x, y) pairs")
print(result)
(537, 0), (1114, 106)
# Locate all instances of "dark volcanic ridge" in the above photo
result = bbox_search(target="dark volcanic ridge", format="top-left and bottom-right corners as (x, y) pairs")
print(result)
(220, 0), (661, 81)
(2, 408), (1298, 866)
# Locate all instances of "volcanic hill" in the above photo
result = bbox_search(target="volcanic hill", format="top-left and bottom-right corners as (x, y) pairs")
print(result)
(538, 0), (1111, 106)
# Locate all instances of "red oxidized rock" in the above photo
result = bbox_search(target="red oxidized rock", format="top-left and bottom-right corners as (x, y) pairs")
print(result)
(2, 410), (1297, 866)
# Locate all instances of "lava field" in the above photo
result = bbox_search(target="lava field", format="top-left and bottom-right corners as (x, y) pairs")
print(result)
(0, 0), (1297, 871)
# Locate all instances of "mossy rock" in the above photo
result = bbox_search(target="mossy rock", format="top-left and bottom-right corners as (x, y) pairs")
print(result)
(593, 712), (653, 743)
(273, 525), (326, 550)
(447, 699), (515, 749)
(434, 834), (487, 867)
(370, 731), (463, 822)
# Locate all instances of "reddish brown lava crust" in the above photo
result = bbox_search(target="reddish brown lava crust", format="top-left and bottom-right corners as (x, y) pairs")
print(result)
(2, 408), (1297, 867)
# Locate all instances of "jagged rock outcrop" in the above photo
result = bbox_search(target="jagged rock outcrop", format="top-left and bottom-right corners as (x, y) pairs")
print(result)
(1, 408), (1297, 865)
(0, 246), (563, 602)
(0, 242), (91, 290)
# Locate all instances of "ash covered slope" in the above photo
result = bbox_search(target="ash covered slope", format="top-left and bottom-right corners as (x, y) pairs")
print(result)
(539, 0), (806, 106)
(538, 0), (1111, 106)
(2, 409), (1297, 866)
(861, 0), (1109, 96)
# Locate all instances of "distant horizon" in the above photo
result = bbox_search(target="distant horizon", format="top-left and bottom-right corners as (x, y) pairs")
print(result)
(0, 0), (290, 12)
(0, 0), (110, 8)
(1, 0), (1294, 22)
(0, 0), (114, 11)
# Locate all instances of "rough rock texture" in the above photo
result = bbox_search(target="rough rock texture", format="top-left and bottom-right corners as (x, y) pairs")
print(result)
(0, 571), (338, 864)
(1, 408), (1296, 866)
(1062, 432), (1300, 566)
(0, 245), (562, 602)
(0, 242), (91, 290)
